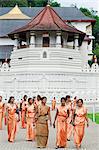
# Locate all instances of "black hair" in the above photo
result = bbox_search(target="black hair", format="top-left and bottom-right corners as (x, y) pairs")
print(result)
(37, 95), (41, 101)
(61, 97), (65, 102)
(41, 96), (47, 101)
(74, 96), (77, 99)
(33, 96), (36, 102)
(28, 98), (33, 103)
(77, 99), (83, 104)
(23, 95), (27, 99)
(66, 95), (70, 100)
(8, 96), (14, 103)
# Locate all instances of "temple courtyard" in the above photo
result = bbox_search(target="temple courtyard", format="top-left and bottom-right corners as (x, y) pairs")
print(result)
(0, 110), (99, 150)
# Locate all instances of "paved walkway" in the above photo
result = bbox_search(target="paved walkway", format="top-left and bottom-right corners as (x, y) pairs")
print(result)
(0, 110), (99, 150)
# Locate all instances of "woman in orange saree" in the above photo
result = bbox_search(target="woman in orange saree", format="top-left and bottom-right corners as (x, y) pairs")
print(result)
(35, 95), (41, 107)
(0, 96), (4, 130)
(21, 95), (28, 128)
(52, 97), (56, 111)
(73, 99), (89, 149)
(36, 96), (52, 148)
(26, 98), (36, 141)
(65, 95), (73, 141)
(6, 96), (20, 142)
(53, 97), (69, 149)
(72, 96), (77, 110)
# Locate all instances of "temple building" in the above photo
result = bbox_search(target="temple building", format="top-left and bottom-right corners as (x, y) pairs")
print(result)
(0, 5), (95, 64)
(0, 5), (99, 102)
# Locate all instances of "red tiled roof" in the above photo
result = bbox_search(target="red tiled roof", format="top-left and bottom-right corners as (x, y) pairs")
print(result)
(9, 5), (84, 35)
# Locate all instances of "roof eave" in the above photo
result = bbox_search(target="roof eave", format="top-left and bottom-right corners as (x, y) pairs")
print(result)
(64, 19), (96, 23)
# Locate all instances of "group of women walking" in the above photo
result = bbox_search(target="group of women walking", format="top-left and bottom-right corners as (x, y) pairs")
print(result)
(0, 94), (89, 149)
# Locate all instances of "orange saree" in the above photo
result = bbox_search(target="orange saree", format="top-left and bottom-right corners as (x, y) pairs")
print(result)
(7, 103), (17, 142)
(56, 105), (68, 148)
(26, 104), (35, 141)
(0, 102), (4, 129)
(52, 99), (56, 110)
(74, 106), (87, 148)
(21, 101), (28, 128)
(66, 102), (73, 140)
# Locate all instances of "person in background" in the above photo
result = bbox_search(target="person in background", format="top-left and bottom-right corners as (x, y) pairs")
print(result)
(53, 97), (69, 149)
(65, 95), (73, 141)
(21, 95), (28, 128)
(52, 97), (56, 111)
(33, 96), (37, 106)
(6, 96), (20, 142)
(0, 96), (5, 130)
(35, 95), (41, 107)
(25, 98), (36, 141)
(36, 96), (52, 148)
(73, 99), (89, 149)
(72, 96), (78, 110)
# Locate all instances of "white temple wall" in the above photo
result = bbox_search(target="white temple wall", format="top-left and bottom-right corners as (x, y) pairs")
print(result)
(0, 71), (99, 103)
(71, 22), (91, 34)
(9, 47), (82, 71)
(88, 40), (93, 54)
(80, 41), (89, 65)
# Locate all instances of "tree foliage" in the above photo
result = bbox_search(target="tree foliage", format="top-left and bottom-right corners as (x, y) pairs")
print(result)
(0, 0), (28, 7)
(0, 0), (60, 7)
(93, 44), (99, 57)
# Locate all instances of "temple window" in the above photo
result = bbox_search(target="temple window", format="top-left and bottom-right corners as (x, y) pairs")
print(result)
(43, 51), (47, 58)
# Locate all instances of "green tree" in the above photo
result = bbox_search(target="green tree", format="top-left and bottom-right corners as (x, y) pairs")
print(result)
(0, 0), (28, 7)
(92, 44), (99, 64)
(0, 0), (60, 7)
(50, 0), (60, 7)
(93, 44), (99, 57)
(29, 0), (60, 7)
(80, 7), (93, 18)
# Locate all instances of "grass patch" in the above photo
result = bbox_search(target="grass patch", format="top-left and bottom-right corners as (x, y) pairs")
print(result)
(88, 113), (99, 124)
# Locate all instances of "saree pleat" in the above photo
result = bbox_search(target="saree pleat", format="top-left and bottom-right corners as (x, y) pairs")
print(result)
(36, 105), (50, 148)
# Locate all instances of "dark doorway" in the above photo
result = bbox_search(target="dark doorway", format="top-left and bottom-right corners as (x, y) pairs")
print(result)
(43, 37), (50, 47)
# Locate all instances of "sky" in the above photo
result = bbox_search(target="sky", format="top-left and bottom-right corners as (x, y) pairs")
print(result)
(57, 0), (99, 15)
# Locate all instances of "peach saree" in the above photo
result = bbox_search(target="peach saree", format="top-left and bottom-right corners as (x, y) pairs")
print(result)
(74, 106), (87, 148)
(7, 103), (17, 142)
(26, 104), (35, 141)
(0, 102), (4, 129)
(56, 105), (68, 148)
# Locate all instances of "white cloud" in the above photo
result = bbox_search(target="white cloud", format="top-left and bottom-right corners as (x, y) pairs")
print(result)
(56, 0), (99, 15)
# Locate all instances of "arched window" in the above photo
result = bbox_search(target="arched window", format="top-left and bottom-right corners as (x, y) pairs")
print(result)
(43, 51), (47, 58)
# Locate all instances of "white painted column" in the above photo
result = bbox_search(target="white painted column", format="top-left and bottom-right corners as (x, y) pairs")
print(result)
(63, 33), (68, 48)
(56, 32), (61, 47)
(80, 40), (89, 67)
(74, 34), (79, 50)
(29, 32), (35, 48)
(13, 34), (19, 50)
